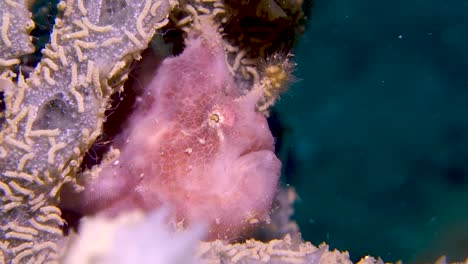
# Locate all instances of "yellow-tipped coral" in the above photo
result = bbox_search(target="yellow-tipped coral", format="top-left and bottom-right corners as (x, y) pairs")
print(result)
(257, 52), (297, 115)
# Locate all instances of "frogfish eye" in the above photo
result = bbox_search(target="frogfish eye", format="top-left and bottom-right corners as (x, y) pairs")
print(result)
(210, 113), (220, 123)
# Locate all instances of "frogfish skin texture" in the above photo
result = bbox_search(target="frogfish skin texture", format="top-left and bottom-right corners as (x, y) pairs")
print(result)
(73, 19), (281, 240)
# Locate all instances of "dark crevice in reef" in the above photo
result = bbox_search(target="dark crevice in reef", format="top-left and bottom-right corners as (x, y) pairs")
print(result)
(79, 87), (135, 170)
(159, 18), (188, 56)
(0, 1), (59, 125)
(60, 208), (83, 236)
(0, 92), (5, 128)
(14, 0), (59, 76)
(77, 72), (136, 169)
(221, 0), (311, 58)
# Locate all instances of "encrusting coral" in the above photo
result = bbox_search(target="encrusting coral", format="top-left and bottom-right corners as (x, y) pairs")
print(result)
(0, 0), (393, 264)
(1, 0), (174, 262)
(0, 1), (35, 73)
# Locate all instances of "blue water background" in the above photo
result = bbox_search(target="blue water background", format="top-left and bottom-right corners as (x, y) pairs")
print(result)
(277, 0), (468, 262)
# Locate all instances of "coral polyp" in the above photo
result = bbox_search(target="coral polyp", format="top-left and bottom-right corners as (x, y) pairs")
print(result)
(257, 53), (297, 114)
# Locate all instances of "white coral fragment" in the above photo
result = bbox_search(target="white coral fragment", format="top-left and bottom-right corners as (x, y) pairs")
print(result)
(63, 209), (205, 264)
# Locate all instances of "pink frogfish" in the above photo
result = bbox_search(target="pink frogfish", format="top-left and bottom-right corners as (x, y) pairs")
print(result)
(66, 18), (281, 240)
